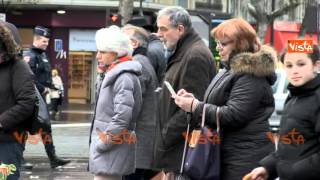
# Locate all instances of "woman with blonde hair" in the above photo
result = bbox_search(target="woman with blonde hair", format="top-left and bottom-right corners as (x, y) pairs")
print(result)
(50, 68), (63, 120)
(174, 18), (276, 179)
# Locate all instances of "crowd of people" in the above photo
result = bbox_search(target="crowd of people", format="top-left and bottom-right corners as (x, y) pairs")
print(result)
(0, 5), (319, 180)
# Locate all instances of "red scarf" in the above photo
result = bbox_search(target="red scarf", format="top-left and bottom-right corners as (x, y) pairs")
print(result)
(107, 56), (132, 72)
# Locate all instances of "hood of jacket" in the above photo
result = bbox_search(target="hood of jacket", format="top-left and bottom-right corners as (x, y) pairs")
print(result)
(103, 60), (142, 87)
(0, 21), (21, 64)
(230, 45), (276, 84)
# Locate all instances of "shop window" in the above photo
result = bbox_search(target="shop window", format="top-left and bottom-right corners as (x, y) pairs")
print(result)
(68, 52), (93, 104)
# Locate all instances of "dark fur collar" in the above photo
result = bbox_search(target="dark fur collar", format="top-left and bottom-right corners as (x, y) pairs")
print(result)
(230, 45), (276, 77)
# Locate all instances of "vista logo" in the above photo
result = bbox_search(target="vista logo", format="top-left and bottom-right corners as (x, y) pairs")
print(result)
(288, 40), (313, 53)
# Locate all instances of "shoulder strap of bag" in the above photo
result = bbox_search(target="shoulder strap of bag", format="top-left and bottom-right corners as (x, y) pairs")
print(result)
(216, 107), (220, 134)
(200, 105), (220, 132)
(200, 104), (207, 128)
(180, 112), (191, 174)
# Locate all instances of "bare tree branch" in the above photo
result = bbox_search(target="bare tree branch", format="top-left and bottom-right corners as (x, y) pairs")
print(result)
(247, 0), (300, 44)
(269, 0), (300, 19)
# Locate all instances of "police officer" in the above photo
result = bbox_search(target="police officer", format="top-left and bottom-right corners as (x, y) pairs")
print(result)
(23, 26), (70, 169)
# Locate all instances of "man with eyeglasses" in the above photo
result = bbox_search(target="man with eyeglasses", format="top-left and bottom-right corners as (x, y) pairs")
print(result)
(153, 6), (216, 177)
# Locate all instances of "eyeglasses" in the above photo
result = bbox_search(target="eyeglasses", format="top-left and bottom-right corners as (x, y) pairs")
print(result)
(216, 40), (233, 48)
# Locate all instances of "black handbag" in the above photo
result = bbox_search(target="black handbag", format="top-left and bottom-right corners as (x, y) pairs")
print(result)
(28, 86), (51, 135)
(183, 104), (221, 180)
(9, 62), (50, 135)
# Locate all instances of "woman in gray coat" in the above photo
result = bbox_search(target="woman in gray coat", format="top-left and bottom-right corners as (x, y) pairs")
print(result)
(89, 26), (142, 180)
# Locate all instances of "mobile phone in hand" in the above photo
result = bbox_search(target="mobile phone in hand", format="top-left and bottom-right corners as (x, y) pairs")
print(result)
(164, 81), (177, 97)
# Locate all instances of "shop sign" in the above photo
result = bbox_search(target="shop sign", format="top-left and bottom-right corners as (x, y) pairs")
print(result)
(69, 29), (97, 51)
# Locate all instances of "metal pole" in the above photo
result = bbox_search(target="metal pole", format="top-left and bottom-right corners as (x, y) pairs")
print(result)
(317, 1), (320, 45)
(227, 0), (229, 14)
(106, 8), (110, 27)
(139, 0), (143, 16)
(270, 0), (275, 46)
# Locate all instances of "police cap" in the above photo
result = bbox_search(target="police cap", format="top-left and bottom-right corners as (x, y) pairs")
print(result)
(34, 26), (51, 38)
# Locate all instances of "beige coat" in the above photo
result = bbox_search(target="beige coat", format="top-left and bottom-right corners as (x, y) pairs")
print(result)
(50, 75), (63, 99)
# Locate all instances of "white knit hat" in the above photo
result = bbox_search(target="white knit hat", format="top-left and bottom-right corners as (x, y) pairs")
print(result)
(95, 25), (133, 57)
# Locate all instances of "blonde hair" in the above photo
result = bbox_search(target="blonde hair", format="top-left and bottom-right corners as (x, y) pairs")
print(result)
(52, 69), (59, 76)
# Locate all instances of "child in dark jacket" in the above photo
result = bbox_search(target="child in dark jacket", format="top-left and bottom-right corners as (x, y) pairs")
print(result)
(245, 43), (320, 180)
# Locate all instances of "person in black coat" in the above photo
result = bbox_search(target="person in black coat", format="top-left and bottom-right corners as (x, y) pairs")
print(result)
(24, 26), (52, 95)
(23, 26), (70, 169)
(0, 21), (36, 180)
(174, 18), (276, 180)
(246, 44), (320, 180)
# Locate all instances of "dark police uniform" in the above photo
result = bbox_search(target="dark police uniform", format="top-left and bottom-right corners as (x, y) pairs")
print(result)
(24, 26), (52, 94)
(23, 26), (70, 168)
(25, 46), (52, 94)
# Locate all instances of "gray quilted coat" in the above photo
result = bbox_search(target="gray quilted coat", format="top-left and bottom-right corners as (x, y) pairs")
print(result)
(89, 60), (142, 176)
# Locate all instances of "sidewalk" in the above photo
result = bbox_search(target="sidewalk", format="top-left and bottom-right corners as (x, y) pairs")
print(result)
(24, 124), (90, 158)
(21, 157), (92, 180)
(21, 103), (94, 179)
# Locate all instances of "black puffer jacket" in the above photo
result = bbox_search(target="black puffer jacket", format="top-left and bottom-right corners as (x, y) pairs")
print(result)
(0, 23), (36, 143)
(260, 75), (320, 180)
(193, 47), (276, 180)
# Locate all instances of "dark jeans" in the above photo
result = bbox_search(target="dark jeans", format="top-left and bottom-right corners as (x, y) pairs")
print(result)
(0, 142), (24, 180)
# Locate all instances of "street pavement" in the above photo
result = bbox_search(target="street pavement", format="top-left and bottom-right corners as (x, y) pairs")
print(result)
(21, 104), (94, 180)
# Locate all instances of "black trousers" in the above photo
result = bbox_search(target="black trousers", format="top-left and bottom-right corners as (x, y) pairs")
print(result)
(39, 122), (57, 160)
(50, 98), (60, 112)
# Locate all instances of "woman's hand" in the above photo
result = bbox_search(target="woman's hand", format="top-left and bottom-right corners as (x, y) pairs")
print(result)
(174, 89), (199, 112)
(243, 167), (268, 180)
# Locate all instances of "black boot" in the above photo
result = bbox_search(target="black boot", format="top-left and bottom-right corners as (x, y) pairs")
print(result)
(49, 110), (57, 121)
(44, 135), (71, 168)
(49, 155), (71, 169)
(21, 158), (33, 170)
